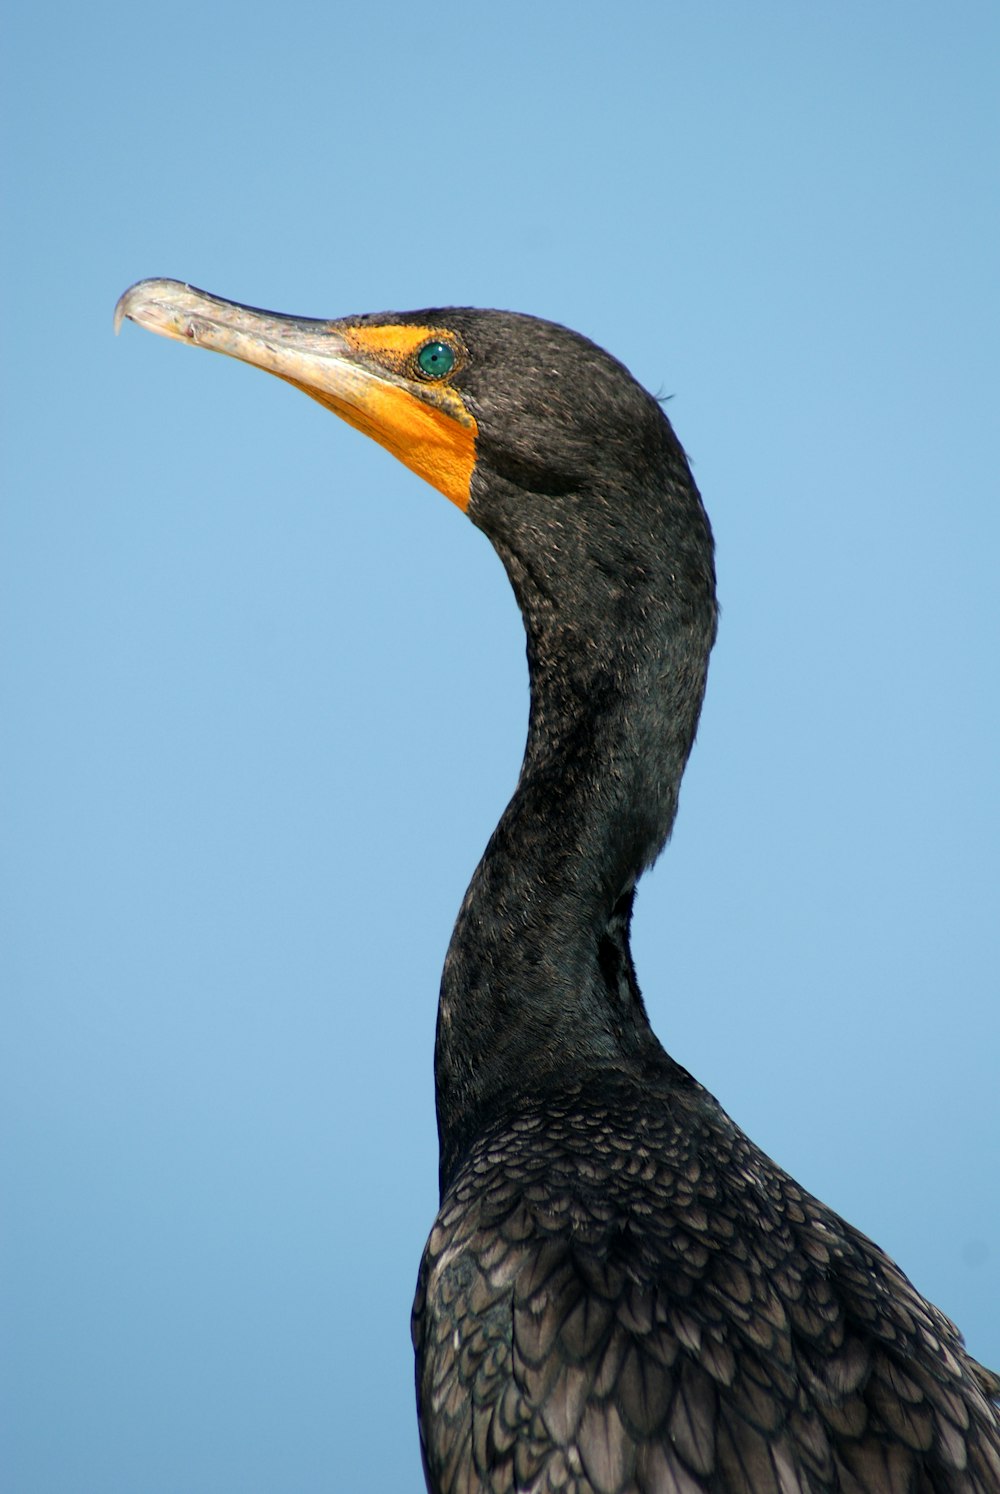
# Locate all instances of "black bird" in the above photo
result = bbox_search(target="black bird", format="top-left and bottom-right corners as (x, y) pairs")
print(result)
(116, 280), (1000, 1494)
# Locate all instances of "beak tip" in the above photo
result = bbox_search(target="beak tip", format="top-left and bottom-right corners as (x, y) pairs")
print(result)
(114, 277), (191, 338)
(114, 279), (150, 337)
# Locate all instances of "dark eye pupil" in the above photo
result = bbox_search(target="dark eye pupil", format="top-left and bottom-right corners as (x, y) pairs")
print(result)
(417, 341), (455, 377)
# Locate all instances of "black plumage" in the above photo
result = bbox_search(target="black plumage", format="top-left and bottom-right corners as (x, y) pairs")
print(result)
(115, 282), (1000, 1493)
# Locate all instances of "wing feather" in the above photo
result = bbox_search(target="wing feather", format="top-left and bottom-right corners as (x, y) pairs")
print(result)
(413, 1077), (1000, 1493)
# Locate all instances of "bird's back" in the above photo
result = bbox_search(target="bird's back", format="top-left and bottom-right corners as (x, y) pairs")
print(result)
(413, 1062), (1000, 1494)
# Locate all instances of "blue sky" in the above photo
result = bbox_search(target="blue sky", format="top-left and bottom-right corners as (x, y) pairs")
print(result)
(3, 4), (998, 1490)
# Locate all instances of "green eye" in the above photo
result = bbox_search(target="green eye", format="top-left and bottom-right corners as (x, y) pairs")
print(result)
(416, 340), (456, 378)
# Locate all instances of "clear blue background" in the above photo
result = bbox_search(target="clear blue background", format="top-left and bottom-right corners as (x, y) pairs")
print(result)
(3, 4), (998, 1490)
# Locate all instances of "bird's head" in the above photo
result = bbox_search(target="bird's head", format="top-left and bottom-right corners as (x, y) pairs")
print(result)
(115, 281), (714, 666)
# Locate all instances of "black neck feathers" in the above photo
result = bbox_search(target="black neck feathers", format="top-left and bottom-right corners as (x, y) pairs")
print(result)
(434, 397), (716, 1190)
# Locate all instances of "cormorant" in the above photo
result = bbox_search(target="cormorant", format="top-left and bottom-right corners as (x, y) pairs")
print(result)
(115, 280), (1000, 1494)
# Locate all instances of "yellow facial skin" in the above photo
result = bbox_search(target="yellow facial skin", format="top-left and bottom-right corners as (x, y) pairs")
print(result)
(114, 280), (478, 511)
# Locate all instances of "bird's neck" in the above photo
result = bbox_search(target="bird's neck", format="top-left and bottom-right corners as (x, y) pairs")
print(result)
(434, 481), (716, 1190)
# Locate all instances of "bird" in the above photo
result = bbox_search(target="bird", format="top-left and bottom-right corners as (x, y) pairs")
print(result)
(115, 279), (1000, 1494)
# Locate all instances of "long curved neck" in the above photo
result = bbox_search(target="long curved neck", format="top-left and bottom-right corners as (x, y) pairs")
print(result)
(434, 456), (716, 1190)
